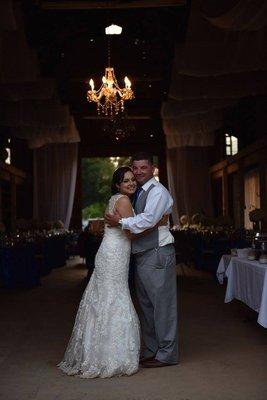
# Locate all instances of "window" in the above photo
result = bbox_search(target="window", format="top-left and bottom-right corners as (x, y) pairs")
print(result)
(225, 133), (238, 156)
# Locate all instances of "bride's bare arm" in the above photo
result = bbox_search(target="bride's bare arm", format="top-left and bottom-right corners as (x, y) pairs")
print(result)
(114, 196), (134, 219)
(114, 196), (169, 241)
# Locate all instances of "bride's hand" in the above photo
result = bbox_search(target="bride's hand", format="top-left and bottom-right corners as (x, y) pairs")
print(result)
(104, 209), (121, 227)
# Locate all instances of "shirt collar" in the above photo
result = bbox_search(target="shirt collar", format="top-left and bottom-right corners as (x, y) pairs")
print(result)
(141, 177), (157, 192)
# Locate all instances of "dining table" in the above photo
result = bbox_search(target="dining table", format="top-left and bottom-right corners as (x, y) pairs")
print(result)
(217, 255), (267, 328)
(0, 233), (67, 289)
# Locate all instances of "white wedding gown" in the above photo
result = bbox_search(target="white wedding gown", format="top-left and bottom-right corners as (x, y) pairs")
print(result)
(58, 194), (140, 378)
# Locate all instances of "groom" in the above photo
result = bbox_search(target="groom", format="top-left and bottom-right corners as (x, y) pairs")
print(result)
(105, 152), (178, 368)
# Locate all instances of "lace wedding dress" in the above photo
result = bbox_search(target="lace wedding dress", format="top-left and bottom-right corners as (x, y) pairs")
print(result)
(58, 194), (140, 378)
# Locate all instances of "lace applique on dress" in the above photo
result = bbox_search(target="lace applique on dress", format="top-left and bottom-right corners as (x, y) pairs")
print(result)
(58, 194), (140, 378)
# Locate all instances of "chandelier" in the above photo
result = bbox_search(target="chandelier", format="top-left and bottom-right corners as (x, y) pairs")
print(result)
(87, 35), (134, 117)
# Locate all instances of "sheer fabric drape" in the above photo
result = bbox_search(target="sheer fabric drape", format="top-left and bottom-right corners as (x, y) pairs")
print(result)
(0, 0), (16, 31)
(204, 0), (267, 32)
(33, 143), (78, 229)
(162, 110), (218, 149)
(0, 2), (39, 84)
(172, 0), (267, 77)
(166, 147), (213, 220)
(14, 116), (80, 149)
(244, 169), (260, 229)
(163, 0), (266, 222)
(166, 152), (179, 225)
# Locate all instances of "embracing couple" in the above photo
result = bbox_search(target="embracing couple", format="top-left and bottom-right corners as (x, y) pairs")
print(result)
(58, 152), (178, 378)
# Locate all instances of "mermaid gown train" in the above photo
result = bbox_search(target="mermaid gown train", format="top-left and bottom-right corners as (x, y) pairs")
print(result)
(58, 194), (140, 378)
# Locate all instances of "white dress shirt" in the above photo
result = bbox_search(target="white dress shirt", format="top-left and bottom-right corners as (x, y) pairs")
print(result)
(121, 177), (174, 247)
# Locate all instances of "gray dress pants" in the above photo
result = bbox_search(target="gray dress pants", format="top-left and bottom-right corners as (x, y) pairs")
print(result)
(134, 244), (178, 364)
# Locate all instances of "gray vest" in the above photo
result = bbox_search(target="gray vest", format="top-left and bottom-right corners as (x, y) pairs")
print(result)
(131, 184), (159, 254)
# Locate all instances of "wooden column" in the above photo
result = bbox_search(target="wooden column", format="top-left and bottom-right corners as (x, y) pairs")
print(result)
(10, 175), (17, 231)
(237, 160), (245, 228)
(259, 161), (267, 231)
(70, 150), (82, 229)
(222, 168), (229, 216)
(158, 149), (168, 188)
(259, 164), (266, 207)
(0, 183), (2, 222)
(0, 162), (26, 231)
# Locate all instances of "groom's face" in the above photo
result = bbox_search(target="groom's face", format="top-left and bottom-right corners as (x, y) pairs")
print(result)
(132, 159), (154, 186)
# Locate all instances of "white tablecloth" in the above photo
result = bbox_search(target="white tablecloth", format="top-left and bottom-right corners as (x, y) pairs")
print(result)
(216, 254), (232, 284)
(224, 257), (267, 328)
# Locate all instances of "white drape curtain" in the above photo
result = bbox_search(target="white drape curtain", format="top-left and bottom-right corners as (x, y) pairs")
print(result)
(33, 143), (78, 229)
(162, 98), (237, 114)
(166, 147), (213, 219)
(172, 0), (267, 77)
(163, 117), (215, 149)
(0, 78), (56, 101)
(244, 168), (260, 229)
(162, 106), (216, 220)
(163, 0), (267, 223)
(204, 0), (267, 32)
(174, 30), (267, 77)
(0, 100), (70, 128)
(161, 105), (221, 149)
(169, 70), (267, 101)
(166, 151), (179, 225)
(1, 2), (80, 230)
(13, 116), (80, 149)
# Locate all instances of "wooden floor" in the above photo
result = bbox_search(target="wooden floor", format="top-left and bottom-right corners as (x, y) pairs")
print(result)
(0, 258), (266, 400)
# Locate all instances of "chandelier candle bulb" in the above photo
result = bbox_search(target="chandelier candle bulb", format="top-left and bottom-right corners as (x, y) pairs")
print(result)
(124, 76), (131, 88)
(89, 79), (94, 91)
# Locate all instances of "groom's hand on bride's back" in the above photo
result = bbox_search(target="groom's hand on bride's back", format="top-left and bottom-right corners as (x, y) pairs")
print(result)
(104, 210), (121, 227)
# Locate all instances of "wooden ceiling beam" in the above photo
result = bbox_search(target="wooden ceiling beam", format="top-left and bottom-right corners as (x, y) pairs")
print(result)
(82, 115), (152, 120)
(68, 77), (162, 83)
(41, 1), (186, 10)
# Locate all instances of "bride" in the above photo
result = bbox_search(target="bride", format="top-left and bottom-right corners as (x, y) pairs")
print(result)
(58, 167), (141, 378)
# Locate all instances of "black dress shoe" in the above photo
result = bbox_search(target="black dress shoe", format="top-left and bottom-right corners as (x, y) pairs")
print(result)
(139, 356), (155, 364)
(141, 359), (178, 368)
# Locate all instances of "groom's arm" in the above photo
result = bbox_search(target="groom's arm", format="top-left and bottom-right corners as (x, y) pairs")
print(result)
(120, 187), (173, 234)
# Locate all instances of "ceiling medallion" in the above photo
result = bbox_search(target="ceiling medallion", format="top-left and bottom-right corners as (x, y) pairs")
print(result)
(105, 24), (122, 35)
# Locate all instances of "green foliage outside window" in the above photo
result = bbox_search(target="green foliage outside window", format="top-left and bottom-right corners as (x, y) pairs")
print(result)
(82, 157), (131, 221)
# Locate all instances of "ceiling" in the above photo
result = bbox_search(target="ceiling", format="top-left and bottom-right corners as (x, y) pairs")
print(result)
(23, 0), (189, 154)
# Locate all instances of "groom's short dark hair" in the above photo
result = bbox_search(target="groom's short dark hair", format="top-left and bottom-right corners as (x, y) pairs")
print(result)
(131, 152), (153, 165)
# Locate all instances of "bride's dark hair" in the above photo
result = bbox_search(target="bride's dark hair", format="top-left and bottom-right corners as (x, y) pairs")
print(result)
(111, 166), (133, 195)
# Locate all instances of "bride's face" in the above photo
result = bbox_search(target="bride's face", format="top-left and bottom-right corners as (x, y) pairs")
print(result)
(117, 171), (137, 196)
